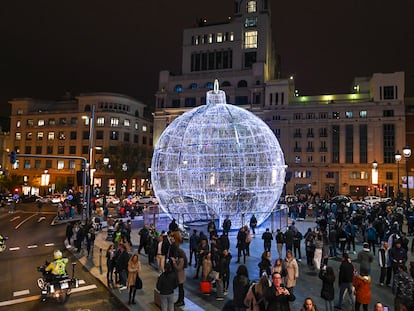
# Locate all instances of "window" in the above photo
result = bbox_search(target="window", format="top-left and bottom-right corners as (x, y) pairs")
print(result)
(110, 118), (119, 127)
(306, 113), (315, 119)
(135, 123), (139, 130)
(294, 113), (302, 120)
(69, 146), (76, 154)
(345, 125), (353, 163)
(216, 32), (223, 42)
(185, 98), (197, 107)
(124, 119), (130, 127)
(383, 86), (395, 100)
(59, 118), (67, 125)
(294, 170), (311, 178)
(124, 133), (130, 142)
(57, 160), (64, 170)
(134, 134), (139, 143)
(46, 160), (52, 169)
(244, 30), (258, 49)
(16, 120), (21, 128)
(82, 131), (89, 140)
(48, 132), (55, 140)
(37, 132), (44, 141)
(247, 0), (257, 12)
(174, 85), (183, 93)
(320, 155), (326, 163)
(96, 130), (103, 139)
(142, 136), (147, 145)
(82, 145), (88, 154)
(244, 16), (258, 28)
(26, 132), (33, 140)
(294, 129), (301, 138)
(345, 111), (353, 118)
(332, 112), (340, 119)
(383, 110), (394, 117)
(58, 132), (66, 140)
(47, 146), (53, 154)
(36, 146), (42, 154)
(15, 132), (21, 140)
(48, 118), (55, 125)
(319, 112), (328, 119)
(25, 146), (31, 154)
(38, 119), (45, 126)
(24, 160), (31, 169)
(69, 160), (76, 169)
(97, 117), (105, 126)
(109, 131), (119, 140)
(319, 128), (328, 137)
(35, 160), (41, 169)
(70, 117), (77, 125)
(58, 146), (64, 154)
(70, 131), (77, 140)
(17, 109), (23, 115)
(326, 172), (335, 178)
(307, 128), (314, 137)
(142, 125), (147, 132)
(244, 51), (257, 68)
(359, 110), (367, 118)
(27, 119), (34, 126)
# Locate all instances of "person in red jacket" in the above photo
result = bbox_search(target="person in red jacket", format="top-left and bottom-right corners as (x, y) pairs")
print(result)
(352, 269), (371, 311)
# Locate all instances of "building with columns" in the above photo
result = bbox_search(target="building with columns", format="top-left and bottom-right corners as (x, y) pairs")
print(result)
(153, 0), (408, 199)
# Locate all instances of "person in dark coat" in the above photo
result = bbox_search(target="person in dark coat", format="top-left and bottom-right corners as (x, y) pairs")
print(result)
(262, 228), (273, 252)
(319, 265), (335, 311)
(116, 244), (130, 288)
(138, 225), (150, 254)
(189, 229), (200, 267)
(233, 264), (250, 310)
(236, 226), (247, 264)
(258, 251), (272, 278)
(265, 271), (296, 311)
(156, 262), (178, 311)
(336, 253), (355, 309)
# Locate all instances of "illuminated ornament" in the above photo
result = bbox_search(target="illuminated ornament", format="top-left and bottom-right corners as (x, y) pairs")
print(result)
(151, 80), (286, 227)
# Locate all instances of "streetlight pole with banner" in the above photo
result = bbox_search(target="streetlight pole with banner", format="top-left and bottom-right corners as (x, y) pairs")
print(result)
(403, 145), (411, 209)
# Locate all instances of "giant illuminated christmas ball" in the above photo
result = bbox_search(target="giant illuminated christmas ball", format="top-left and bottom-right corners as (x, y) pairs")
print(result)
(151, 80), (286, 228)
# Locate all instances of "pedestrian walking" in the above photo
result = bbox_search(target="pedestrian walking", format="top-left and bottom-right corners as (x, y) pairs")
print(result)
(189, 229), (200, 267)
(276, 228), (285, 259)
(233, 265), (250, 311)
(283, 250), (299, 294)
(336, 253), (355, 310)
(171, 247), (187, 307)
(127, 253), (141, 305)
(262, 228), (273, 253)
(293, 227), (303, 261)
(237, 226), (248, 264)
(319, 265), (335, 311)
(357, 242), (374, 275)
(250, 214), (258, 237)
(353, 269), (371, 311)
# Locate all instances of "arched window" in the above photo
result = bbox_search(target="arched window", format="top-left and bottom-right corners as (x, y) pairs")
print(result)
(205, 82), (214, 90)
(237, 80), (248, 88)
(174, 85), (183, 93)
(84, 105), (91, 112)
(189, 83), (198, 90)
(221, 81), (231, 87)
(135, 110), (139, 117)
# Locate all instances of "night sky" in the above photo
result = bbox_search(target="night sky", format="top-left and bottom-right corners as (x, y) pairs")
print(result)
(1, 0), (413, 117)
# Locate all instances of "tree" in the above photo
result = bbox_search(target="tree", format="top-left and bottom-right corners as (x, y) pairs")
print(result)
(103, 143), (151, 197)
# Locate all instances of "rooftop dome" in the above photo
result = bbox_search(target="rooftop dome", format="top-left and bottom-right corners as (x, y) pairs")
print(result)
(152, 80), (286, 228)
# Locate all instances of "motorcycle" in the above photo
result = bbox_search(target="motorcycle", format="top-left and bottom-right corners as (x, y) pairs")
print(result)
(0, 236), (8, 253)
(37, 261), (79, 303)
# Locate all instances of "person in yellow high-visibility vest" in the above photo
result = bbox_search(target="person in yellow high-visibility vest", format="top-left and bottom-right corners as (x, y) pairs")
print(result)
(46, 250), (68, 279)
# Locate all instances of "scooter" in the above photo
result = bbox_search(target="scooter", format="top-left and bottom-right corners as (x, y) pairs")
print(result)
(37, 261), (79, 303)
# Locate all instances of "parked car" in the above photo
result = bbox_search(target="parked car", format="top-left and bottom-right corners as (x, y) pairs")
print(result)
(20, 195), (42, 203)
(137, 195), (158, 204)
(96, 195), (120, 206)
(330, 195), (352, 204)
(363, 195), (391, 206)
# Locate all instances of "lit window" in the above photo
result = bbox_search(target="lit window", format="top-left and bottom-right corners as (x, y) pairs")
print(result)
(135, 123), (139, 130)
(48, 118), (55, 125)
(17, 109), (23, 115)
(244, 31), (258, 49)
(230, 32), (234, 41)
(97, 117), (105, 126)
(58, 132), (66, 140)
(247, 1), (257, 13)
(24, 160), (31, 169)
(124, 119), (130, 127)
(359, 110), (367, 118)
(69, 160), (76, 169)
(109, 131), (119, 140)
(26, 132), (33, 140)
(244, 17), (257, 28)
(37, 132), (44, 140)
(216, 33), (223, 42)
(110, 118), (119, 127)
(16, 120), (21, 128)
(27, 119), (34, 126)
(174, 85), (183, 93)
(38, 119), (45, 126)
(15, 132), (21, 140)
(142, 125), (147, 132)
(48, 132), (55, 140)
(208, 33), (213, 43)
(345, 111), (353, 118)
(57, 160), (64, 170)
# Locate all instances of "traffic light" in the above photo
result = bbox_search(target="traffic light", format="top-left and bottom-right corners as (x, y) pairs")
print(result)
(10, 151), (16, 164)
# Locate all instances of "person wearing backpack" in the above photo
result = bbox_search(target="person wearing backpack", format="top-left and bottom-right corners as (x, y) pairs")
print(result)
(393, 264), (414, 311)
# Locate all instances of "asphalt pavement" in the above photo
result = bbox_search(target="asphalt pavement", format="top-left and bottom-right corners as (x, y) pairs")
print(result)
(57, 213), (412, 311)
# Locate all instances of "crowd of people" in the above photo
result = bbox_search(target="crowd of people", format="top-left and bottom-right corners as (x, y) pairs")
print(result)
(64, 198), (414, 311)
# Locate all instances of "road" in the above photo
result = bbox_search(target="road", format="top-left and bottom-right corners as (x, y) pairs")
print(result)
(0, 203), (127, 311)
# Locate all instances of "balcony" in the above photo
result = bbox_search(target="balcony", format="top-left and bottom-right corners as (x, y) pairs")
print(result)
(293, 147), (302, 152)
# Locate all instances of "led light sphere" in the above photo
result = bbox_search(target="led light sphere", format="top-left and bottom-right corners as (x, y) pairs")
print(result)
(152, 81), (286, 228)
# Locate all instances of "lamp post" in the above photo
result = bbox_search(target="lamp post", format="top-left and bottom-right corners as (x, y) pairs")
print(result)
(372, 160), (378, 196)
(403, 145), (411, 209)
(395, 150), (402, 205)
(82, 105), (95, 224)
(102, 155), (110, 218)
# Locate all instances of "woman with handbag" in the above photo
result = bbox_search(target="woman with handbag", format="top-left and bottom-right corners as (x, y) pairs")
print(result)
(127, 253), (142, 305)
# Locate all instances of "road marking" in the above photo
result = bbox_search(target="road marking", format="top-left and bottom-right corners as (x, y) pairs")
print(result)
(44, 243), (54, 247)
(37, 216), (46, 223)
(10, 216), (21, 222)
(79, 279), (86, 285)
(15, 214), (37, 229)
(9, 247), (20, 251)
(0, 285), (97, 306)
(13, 289), (30, 297)
(27, 245), (38, 249)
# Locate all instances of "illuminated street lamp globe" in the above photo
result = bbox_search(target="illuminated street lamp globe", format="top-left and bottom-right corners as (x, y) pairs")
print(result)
(151, 80), (286, 228)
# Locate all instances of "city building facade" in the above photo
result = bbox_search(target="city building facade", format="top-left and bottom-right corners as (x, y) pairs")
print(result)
(8, 93), (153, 196)
(153, 0), (409, 199)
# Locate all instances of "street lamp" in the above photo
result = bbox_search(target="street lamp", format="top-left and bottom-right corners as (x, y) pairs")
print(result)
(102, 155), (110, 218)
(403, 145), (411, 209)
(82, 105), (95, 224)
(395, 150), (402, 205)
(372, 160), (378, 196)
